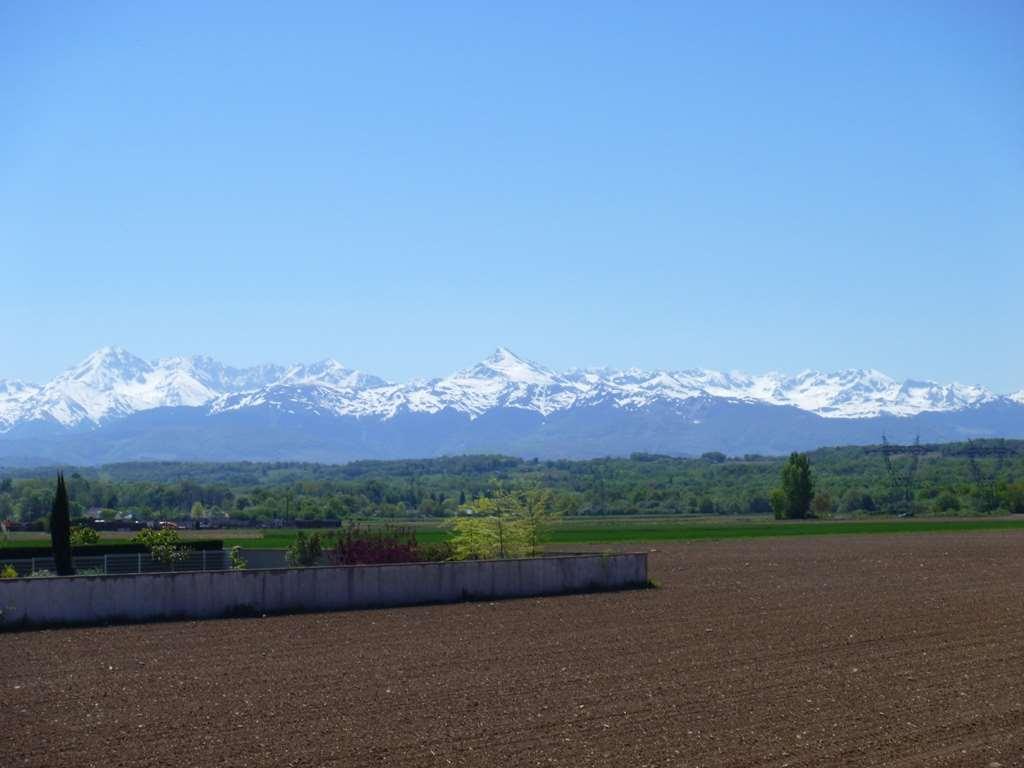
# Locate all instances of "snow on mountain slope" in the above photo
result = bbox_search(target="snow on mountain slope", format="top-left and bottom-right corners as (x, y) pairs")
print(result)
(211, 383), (393, 418)
(0, 346), (1016, 432)
(22, 347), (155, 426)
(411, 348), (578, 417)
(208, 348), (1008, 422)
(277, 359), (389, 390)
(615, 368), (997, 419)
(567, 369), (694, 405)
(0, 379), (40, 430)
(6, 347), (285, 429)
(155, 355), (285, 393)
(211, 348), (576, 418)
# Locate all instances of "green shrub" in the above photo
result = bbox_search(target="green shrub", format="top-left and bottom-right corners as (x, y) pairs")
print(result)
(932, 490), (961, 514)
(229, 545), (247, 570)
(286, 531), (323, 567)
(811, 491), (834, 519)
(70, 526), (100, 545)
(1, 564), (17, 579)
(417, 541), (454, 562)
(1005, 483), (1024, 515)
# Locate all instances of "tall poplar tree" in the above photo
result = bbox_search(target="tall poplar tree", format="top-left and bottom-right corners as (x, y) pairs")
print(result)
(776, 453), (814, 519)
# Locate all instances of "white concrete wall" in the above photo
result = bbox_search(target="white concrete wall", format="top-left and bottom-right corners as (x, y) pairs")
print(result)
(0, 553), (648, 629)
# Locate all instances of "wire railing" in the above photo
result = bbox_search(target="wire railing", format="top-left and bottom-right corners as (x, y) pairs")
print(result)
(0, 550), (229, 577)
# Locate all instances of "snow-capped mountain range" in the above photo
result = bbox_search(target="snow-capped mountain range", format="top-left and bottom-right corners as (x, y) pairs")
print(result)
(1, 346), (1022, 464)
(0, 345), (1017, 432)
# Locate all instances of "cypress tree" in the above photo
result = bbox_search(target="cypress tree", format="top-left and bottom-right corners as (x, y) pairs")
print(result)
(50, 472), (74, 576)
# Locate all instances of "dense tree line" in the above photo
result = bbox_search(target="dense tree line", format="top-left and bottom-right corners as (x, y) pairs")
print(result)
(1, 440), (1022, 524)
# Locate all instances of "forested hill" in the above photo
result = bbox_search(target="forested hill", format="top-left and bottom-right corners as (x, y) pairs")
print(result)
(2, 439), (1022, 523)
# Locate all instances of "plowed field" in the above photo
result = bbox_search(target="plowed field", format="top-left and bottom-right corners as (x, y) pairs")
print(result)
(5, 533), (1024, 767)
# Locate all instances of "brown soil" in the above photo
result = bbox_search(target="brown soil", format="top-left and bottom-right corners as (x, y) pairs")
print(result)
(5, 533), (1024, 767)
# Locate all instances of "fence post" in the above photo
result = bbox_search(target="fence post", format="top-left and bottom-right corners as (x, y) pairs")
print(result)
(202, 549), (207, 571)
(138, 552), (142, 574)
(104, 554), (109, 575)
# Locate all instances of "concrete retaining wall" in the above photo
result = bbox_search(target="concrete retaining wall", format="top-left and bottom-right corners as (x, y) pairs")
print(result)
(0, 553), (648, 630)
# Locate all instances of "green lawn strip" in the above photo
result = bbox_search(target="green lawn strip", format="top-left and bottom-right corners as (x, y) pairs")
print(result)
(1, 537), (145, 549)
(10, 518), (1024, 553)
(0, 538), (50, 548)
(545, 518), (1024, 543)
(224, 518), (1024, 549)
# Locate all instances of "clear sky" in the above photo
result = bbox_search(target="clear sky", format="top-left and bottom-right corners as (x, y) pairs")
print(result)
(2, 2), (1021, 391)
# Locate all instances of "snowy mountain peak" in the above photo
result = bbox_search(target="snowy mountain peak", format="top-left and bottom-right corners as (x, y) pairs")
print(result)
(471, 347), (558, 386)
(488, 346), (519, 362)
(66, 346), (152, 385)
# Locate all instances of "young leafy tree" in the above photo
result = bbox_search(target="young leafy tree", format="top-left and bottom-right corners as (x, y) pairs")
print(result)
(133, 528), (188, 567)
(190, 501), (206, 522)
(470, 494), (530, 559)
(810, 491), (833, 519)
(778, 453), (814, 519)
(286, 531), (323, 567)
(521, 487), (558, 556)
(449, 489), (553, 559)
(449, 517), (502, 560)
(50, 473), (74, 575)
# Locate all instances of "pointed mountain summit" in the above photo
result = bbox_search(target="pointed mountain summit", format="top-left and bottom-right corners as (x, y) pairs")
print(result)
(64, 346), (152, 385)
(466, 347), (559, 386)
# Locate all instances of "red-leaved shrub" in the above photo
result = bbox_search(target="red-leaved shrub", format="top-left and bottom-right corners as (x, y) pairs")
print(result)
(327, 523), (446, 565)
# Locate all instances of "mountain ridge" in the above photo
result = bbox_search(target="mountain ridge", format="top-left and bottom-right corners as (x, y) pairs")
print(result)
(0, 346), (1018, 434)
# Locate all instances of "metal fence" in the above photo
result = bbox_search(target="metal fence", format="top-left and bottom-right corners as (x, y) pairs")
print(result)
(1, 550), (229, 577)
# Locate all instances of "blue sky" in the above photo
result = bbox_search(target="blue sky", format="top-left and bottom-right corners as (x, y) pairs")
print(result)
(2, 2), (1021, 390)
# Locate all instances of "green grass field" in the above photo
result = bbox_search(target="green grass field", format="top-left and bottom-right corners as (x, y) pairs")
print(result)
(8, 516), (1024, 551)
(231, 517), (1024, 548)
(542, 517), (1024, 543)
